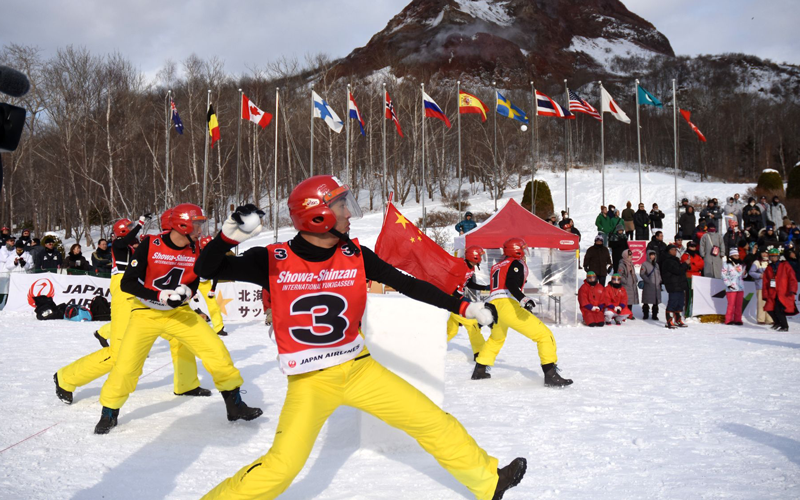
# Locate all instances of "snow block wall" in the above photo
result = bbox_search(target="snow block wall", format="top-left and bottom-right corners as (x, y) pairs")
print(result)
(359, 294), (448, 452)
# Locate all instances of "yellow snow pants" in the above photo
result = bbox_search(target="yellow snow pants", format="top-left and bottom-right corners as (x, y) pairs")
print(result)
(99, 302), (243, 409)
(57, 274), (198, 394)
(202, 355), (500, 500)
(476, 298), (558, 367)
(446, 313), (486, 355)
(198, 280), (225, 334)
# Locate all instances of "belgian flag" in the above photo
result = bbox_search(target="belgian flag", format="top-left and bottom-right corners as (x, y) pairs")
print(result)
(207, 103), (220, 148)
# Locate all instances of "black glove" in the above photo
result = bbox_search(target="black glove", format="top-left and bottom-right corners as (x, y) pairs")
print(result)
(18, 258), (25, 266)
(232, 204), (266, 225)
(520, 296), (536, 312)
(142, 212), (153, 219)
(485, 302), (498, 326)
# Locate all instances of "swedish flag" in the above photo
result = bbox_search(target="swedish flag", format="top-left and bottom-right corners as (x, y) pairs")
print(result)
(496, 91), (529, 124)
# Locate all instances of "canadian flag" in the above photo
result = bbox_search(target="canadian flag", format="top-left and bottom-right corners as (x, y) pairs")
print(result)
(600, 87), (631, 124)
(241, 94), (272, 129)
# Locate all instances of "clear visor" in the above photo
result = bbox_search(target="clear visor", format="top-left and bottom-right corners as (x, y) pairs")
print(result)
(190, 220), (208, 239)
(325, 187), (362, 221)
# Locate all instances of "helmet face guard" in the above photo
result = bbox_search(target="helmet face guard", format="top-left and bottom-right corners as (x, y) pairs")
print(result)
(170, 203), (207, 238)
(289, 175), (362, 234)
(113, 218), (134, 238)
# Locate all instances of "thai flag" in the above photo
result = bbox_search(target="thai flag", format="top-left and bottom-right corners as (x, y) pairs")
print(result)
(536, 90), (574, 119)
(423, 91), (451, 127)
(348, 92), (365, 136)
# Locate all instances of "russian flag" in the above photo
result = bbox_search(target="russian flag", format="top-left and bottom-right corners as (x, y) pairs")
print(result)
(348, 92), (365, 136)
(536, 90), (574, 119)
(423, 91), (451, 127)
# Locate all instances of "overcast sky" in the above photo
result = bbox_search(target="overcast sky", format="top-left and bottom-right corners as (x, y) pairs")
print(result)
(1, 0), (798, 79)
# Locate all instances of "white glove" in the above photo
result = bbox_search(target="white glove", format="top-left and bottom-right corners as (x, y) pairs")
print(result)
(158, 285), (192, 308)
(520, 296), (536, 312)
(221, 204), (265, 244)
(207, 290), (216, 299)
(464, 302), (497, 327)
(615, 306), (622, 313)
(591, 306), (600, 312)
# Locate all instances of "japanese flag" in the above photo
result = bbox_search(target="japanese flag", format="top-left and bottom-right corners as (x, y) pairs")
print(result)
(241, 94), (273, 129)
(600, 87), (631, 124)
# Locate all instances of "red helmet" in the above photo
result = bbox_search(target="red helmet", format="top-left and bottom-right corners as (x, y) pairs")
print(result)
(465, 245), (484, 266)
(503, 237), (528, 259)
(113, 218), (133, 238)
(160, 209), (172, 231)
(198, 235), (213, 249)
(288, 175), (362, 233)
(169, 203), (206, 236)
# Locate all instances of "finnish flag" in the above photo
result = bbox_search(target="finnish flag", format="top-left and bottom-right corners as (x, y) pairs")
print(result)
(312, 90), (344, 133)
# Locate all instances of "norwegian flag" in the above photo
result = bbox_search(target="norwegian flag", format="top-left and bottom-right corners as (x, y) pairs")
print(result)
(385, 91), (404, 137)
(568, 90), (601, 121)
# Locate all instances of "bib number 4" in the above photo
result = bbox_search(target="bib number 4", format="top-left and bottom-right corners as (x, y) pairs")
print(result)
(289, 292), (350, 345)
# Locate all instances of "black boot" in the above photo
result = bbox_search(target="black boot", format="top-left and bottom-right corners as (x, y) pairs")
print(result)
(492, 457), (527, 500)
(542, 363), (573, 387)
(94, 406), (119, 434)
(53, 373), (73, 404)
(471, 363), (491, 380)
(221, 388), (263, 422)
(473, 352), (479, 361)
(94, 331), (109, 348)
(665, 312), (676, 329)
(217, 328), (228, 337)
(652, 304), (659, 321)
(175, 386), (212, 397)
(642, 304), (649, 320)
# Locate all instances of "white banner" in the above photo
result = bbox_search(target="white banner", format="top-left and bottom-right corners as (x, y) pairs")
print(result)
(189, 281), (267, 323)
(691, 276), (758, 320)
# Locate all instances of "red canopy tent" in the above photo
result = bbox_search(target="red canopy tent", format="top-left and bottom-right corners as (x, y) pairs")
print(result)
(463, 199), (579, 250)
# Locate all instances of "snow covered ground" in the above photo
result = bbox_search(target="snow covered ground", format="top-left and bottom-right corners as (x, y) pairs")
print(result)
(0, 312), (798, 499)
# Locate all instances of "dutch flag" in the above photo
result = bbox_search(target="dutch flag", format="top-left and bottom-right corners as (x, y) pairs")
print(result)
(348, 92), (365, 136)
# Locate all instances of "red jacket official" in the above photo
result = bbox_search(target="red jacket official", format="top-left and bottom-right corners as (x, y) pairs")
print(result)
(763, 262), (798, 314)
(681, 252), (704, 277)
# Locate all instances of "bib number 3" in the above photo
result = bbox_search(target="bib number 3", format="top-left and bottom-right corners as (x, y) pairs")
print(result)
(289, 292), (349, 346)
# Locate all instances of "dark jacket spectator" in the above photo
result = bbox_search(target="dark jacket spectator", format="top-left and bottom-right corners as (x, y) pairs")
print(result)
(633, 205), (650, 241)
(92, 239), (113, 271)
(661, 250), (691, 293)
(621, 202), (635, 238)
(649, 204), (665, 229)
(35, 237), (63, 270)
(778, 218), (793, 241)
(699, 201), (722, 228)
(17, 229), (32, 247)
(28, 238), (44, 263)
(64, 244), (91, 272)
(607, 205), (623, 234)
(454, 212), (477, 235)
(584, 236), (613, 284)
(723, 228), (747, 255)
(742, 202), (764, 234)
(560, 218), (581, 242)
(692, 219), (708, 246)
(679, 206), (696, 239)
(757, 226), (781, 250)
(608, 224), (629, 272)
(646, 232), (668, 264)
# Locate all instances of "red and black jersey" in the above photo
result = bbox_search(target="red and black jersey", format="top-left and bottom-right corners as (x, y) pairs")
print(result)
(268, 239), (367, 375)
(454, 269), (475, 296)
(488, 257), (529, 301)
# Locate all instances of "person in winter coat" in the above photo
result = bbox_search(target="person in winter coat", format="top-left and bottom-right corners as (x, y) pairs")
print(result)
(785, 247), (800, 280)
(618, 249), (639, 318)
(723, 220), (747, 258)
(757, 225), (781, 250)
(3, 240), (33, 273)
(778, 217), (793, 241)
(649, 203), (665, 230)
(621, 202), (636, 240)
(692, 218), (708, 246)
(17, 229), (32, 247)
(633, 203), (650, 241)
(603, 274), (632, 325)
(721, 248), (746, 325)
(765, 196), (788, 227)
(671, 235), (686, 259)
(763, 248), (798, 332)
(661, 245), (690, 329)
(0, 226), (11, 244)
(699, 223), (725, 278)
(699, 199), (722, 229)
(608, 224), (630, 272)
(64, 243), (91, 273)
(748, 248), (772, 325)
(681, 241), (704, 277)
(679, 205), (696, 240)
(595, 206), (616, 240)
(0, 236), (16, 269)
(640, 249), (662, 320)
(787, 227), (800, 247)
(742, 201), (764, 235)
(92, 238), (113, 272)
(723, 197), (742, 224)
(584, 235), (613, 285)
(646, 231), (667, 264)
(454, 212), (477, 235)
(34, 236), (63, 270)
(560, 218), (581, 241)
(578, 272), (605, 327)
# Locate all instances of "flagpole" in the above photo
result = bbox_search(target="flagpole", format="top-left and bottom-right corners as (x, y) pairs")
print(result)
(165, 89), (171, 211)
(382, 83), (387, 207)
(673, 78), (679, 235)
(493, 81), (498, 212)
(310, 85), (315, 177)
(203, 89), (210, 214)
(236, 88), (243, 205)
(346, 83), (351, 186)
(530, 81), (536, 215)
(457, 80), (462, 214)
(635, 79), (642, 204)
(599, 81), (605, 206)
(274, 87), (280, 243)
(564, 79), (569, 213)
(421, 83), (426, 231)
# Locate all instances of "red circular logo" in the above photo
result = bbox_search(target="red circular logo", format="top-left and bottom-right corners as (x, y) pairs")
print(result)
(288, 360), (297, 368)
(27, 278), (55, 307)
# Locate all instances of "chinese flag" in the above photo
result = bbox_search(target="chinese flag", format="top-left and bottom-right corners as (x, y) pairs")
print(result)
(374, 203), (469, 294)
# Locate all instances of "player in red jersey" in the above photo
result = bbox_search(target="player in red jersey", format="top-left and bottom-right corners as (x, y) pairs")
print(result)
(93, 203), (261, 434)
(446, 245), (490, 359)
(195, 175), (526, 500)
(471, 237), (573, 387)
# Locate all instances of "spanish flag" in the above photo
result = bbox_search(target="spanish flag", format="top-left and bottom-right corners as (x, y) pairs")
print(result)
(207, 103), (220, 148)
(459, 91), (488, 122)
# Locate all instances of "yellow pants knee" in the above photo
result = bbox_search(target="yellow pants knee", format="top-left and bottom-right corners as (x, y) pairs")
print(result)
(99, 305), (243, 409)
(446, 313), (486, 354)
(202, 356), (499, 500)
(476, 298), (558, 367)
(198, 280), (225, 334)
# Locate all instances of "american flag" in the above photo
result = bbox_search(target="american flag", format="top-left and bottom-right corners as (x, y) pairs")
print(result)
(568, 90), (601, 121)
(385, 91), (403, 137)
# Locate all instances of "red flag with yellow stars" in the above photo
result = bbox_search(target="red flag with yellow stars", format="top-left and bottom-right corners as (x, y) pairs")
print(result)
(374, 202), (470, 294)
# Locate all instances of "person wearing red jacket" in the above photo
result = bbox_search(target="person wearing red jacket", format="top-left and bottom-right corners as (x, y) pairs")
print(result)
(762, 247), (798, 332)
(578, 272), (605, 326)
(680, 240), (705, 316)
(602, 274), (632, 325)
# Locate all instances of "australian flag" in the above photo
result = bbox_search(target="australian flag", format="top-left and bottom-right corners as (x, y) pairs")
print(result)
(171, 98), (184, 135)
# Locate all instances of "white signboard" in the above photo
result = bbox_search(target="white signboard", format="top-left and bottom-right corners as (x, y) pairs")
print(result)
(691, 276), (758, 321)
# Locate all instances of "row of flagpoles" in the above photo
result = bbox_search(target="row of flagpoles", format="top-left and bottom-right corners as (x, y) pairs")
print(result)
(164, 78), (707, 237)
